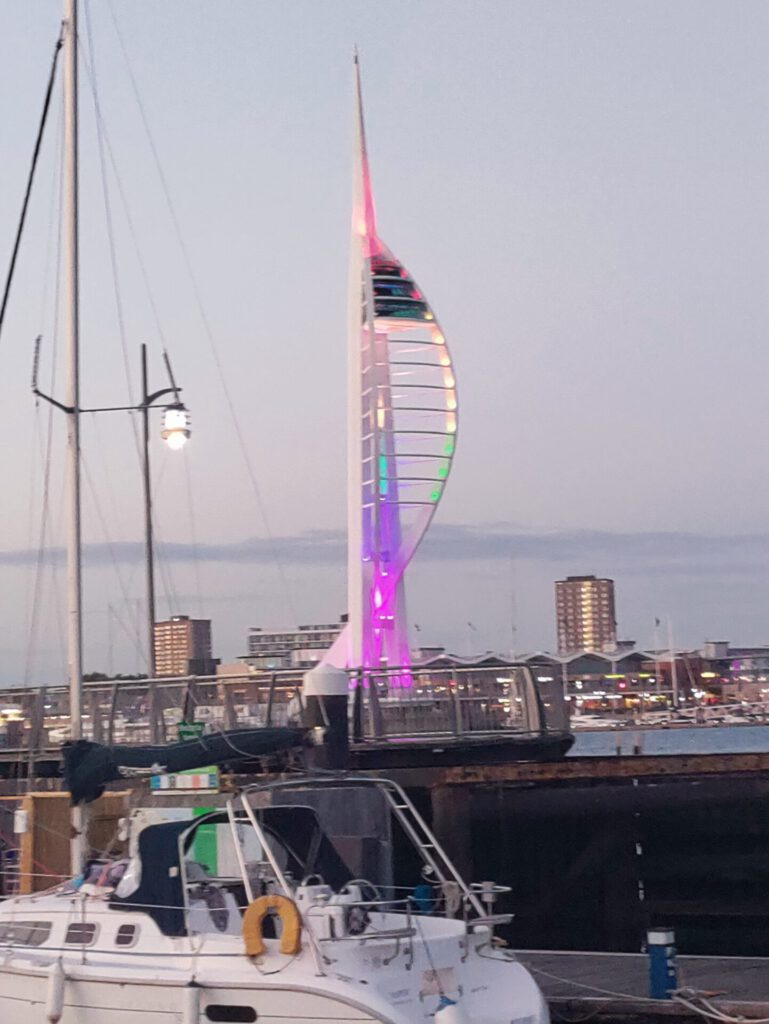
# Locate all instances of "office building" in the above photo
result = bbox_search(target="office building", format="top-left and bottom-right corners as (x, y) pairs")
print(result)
(154, 615), (215, 677)
(555, 575), (617, 655)
(243, 621), (344, 671)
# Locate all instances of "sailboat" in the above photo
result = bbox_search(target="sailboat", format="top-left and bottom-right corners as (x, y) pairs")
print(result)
(0, 4), (551, 1022)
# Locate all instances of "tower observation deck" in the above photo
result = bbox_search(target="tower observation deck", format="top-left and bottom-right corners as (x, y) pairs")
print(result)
(325, 58), (458, 679)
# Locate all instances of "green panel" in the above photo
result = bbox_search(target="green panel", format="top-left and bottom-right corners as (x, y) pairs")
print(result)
(192, 805), (217, 874)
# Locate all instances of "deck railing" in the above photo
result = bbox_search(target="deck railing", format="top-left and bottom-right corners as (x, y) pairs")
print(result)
(0, 664), (568, 755)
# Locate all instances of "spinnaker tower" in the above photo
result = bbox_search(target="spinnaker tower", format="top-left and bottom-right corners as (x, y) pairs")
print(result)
(326, 57), (458, 678)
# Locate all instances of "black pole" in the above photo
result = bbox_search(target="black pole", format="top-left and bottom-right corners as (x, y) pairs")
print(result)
(141, 344), (157, 678)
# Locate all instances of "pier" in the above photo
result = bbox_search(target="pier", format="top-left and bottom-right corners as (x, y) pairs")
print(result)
(518, 950), (769, 1021)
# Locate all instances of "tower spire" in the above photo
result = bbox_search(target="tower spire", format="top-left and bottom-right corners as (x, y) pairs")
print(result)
(352, 52), (381, 258)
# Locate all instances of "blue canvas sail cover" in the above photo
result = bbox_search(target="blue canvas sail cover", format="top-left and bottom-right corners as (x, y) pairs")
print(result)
(63, 727), (305, 804)
(110, 807), (353, 936)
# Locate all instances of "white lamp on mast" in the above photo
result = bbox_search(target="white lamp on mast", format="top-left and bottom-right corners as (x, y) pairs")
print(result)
(161, 405), (191, 450)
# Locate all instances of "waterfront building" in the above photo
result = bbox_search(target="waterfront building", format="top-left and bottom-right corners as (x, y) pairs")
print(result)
(243, 621), (345, 671)
(699, 641), (769, 703)
(153, 615), (215, 677)
(555, 575), (617, 655)
(520, 648), (694, 710)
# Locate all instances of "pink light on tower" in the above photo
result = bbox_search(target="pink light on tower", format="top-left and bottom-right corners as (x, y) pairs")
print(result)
(324, 56), (459, 683)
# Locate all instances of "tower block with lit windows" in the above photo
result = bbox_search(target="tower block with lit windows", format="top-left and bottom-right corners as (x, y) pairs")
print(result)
(325, 58), (458, 677)
(555, 575), (617, 656)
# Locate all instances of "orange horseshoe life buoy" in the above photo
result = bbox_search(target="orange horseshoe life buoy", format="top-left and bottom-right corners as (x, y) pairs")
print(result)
(243, 894), (302, 957)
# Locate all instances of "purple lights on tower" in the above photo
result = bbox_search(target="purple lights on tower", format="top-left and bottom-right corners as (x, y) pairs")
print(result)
(324, 57), (458, 680)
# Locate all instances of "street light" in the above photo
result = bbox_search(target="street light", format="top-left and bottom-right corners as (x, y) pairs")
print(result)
(33, 339), (190, 679)
(161, 405), (191, 451)
(140, 344), (189, 678)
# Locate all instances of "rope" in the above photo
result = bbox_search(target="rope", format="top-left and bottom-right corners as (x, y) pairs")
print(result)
(82, 0), (141, 459)
(81, 448), (144, 662)
(0, 24), (64, 345)
(182, 686), (296, 764)
(150, 450), (182, 618)
(182, 453), (204, 618)
(106, 0), (297, 624)
(525, 963), (643, 1002)
(673, 992), (769, 1024)
(24, 110), (65, 689)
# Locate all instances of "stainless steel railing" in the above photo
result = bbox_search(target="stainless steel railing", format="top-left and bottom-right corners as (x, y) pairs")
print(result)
(0, 664), (566, 754)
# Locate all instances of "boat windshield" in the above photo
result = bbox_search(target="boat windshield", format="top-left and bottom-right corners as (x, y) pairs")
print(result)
(109, 806), (353, 937)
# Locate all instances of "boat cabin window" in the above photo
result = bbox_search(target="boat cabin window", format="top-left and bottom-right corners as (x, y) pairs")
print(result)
(0, 921), (51, 946)
(115, 923), (138, 947)
(64, 922), (98, 945)
(205, 1007), (257, 1023)
(183, 821), (284, 884)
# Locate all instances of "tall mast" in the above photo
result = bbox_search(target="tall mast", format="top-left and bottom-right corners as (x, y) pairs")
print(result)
(64, 0), (85, 873)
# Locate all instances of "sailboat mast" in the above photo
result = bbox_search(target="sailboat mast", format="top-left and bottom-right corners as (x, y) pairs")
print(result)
(64, 0), (85, 872)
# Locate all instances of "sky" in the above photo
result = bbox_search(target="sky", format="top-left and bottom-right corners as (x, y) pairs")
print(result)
(2, 1), (769, 683)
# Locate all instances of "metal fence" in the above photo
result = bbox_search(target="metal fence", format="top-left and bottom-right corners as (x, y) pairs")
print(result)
(0, 664), (567, 755)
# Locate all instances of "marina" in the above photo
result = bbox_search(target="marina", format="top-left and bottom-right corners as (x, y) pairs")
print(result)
(1, 0), (769, 1020)
(0, 2), (556, 1020)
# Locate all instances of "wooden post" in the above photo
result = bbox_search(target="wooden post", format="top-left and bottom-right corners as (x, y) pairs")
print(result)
(19, 791), (132, 894)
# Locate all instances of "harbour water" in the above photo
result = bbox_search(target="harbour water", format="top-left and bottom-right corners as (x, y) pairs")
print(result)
(571, 722), (769, 756)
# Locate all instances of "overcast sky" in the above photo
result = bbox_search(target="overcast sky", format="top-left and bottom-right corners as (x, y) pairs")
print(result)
(2, 1), (769, 683)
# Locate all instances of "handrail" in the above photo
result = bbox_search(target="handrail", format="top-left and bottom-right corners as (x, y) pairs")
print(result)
(0, 662), (565, 758)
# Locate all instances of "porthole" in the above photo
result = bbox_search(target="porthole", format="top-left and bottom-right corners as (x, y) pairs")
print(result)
(115, 924), (138, 947)
(205, 1007), (257, 1023)
(64, 922), (97, 945)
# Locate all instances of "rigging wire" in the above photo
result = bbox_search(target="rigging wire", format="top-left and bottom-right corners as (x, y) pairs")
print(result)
(82, 0), (141, 458)
(182, 453), (204, 618)
(81, 444), (144, 662)
(76, 44), (169, 349)
(77, 21), (186, 621)
(0, 24), (65, 345)
(107, 0), (297, 624)
(81, 5), (186, 657)
(146, 448), (182, 619)
(24, 103), (66, 688)
(87, 416), (157, 664)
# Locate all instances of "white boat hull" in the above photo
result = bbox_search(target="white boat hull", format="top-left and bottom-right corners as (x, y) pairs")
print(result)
(0, 950), (546, 1024)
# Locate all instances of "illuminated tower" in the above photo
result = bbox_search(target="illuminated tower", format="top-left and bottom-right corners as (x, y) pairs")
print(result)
(326, 58), (458, 676)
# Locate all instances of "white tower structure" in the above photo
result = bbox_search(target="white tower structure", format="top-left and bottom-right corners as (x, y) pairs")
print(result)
(326, 57), (458, 680)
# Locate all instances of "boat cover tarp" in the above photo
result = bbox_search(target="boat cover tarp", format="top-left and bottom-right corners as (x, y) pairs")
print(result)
(110, 806), (353, 936)
(63, 727), (305, 804)
(110, 818), (193, 936)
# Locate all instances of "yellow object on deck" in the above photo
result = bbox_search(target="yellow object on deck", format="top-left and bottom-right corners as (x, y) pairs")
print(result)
(243, 894), (302, 957)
